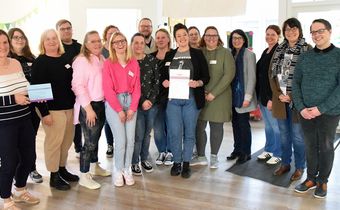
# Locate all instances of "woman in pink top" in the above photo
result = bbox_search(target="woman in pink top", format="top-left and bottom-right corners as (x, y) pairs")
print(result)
(72, 31), (111, 190)
(103, 32), (141, 187)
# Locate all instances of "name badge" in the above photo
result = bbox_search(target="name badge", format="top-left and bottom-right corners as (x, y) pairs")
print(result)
(65, 64), (71, 69)
(27, 62), (33, 66)
(210, 60), (217, 64)
(165, 62), (171, 66)
(128, 70), (134, 77)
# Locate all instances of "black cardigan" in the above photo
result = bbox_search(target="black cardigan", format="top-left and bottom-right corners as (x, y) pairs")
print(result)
(160, 47), (210, 109)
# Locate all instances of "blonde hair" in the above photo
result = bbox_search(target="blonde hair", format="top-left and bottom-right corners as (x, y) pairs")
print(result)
(39, 29), (64, 55)
(155, 28), (171, 49)
(79, 30), (100, 63)
(108, 31), (131, 63)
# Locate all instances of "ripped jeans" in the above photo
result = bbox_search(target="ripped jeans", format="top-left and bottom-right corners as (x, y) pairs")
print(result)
(79, 101), (105, 173)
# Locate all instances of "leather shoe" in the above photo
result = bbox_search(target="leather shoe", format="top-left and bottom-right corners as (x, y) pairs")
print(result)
(273, 165), (291, 176)
(226, 152), (240, 161)
(290, 169), (304, 181)
(236, 154), (251, 164)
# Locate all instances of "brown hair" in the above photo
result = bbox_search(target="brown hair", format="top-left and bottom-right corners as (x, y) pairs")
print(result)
(266, 25), (281, 36)
(155, 28), (171, 49)
(8, 28), (35, 60)
(55, 19), (72, 30)
(79, 31), (100, 63)
(102, 25), (119, 42)
(200, 26), (224, 48)
(0, 29), (10, 56)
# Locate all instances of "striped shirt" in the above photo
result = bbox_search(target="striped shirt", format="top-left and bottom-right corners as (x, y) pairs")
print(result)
(0, 71), (31, 124)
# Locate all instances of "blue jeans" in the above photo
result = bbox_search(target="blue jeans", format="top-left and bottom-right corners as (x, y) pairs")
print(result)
(259, 104), (281, 157)
(105, 93), (137, 172)
(154, 103), (170, 153)
(231, 107), (252, 156)
(79, 101), (105, 173)
(166, 96), (199, 163)
(132, 105), (158, 164)
(277, 104), (305, 169)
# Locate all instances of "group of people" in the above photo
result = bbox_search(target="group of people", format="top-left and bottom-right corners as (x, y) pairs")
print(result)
(0, 16), (339, 210)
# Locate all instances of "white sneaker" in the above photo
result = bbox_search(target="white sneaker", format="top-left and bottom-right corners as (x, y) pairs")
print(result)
(155, 152), (166, 165)
(257, 151), (272, 160)
(122, 168), (135, 186)
(266, 156), (281, 165)
(114, 171), (124, 187)
(164, 152), (174, 166)
(210, 154), (219, 169)
(79, 172), (101, 190)
(190, 156), (208, 166)
(90, 162), (111, 177)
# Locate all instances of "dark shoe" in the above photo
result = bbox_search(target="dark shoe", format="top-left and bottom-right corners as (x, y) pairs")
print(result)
(290, 169), (304, 181)
(170, 162), (181, 176)
(59, 167), (79, 182)
(131, 164), (142, 176)
(226, 152), (240, 161)
(294, 179), (316, 193)
(273, 165), (291, 176)
(236, 154), (251, 164)
(181, 162), (191, 178)
(141, 161), (153, 173)
(106, 144), (113, 158)
(30, 170), (43, 183)
(314, 183), (327, 199)
(50, 172), (70, 191)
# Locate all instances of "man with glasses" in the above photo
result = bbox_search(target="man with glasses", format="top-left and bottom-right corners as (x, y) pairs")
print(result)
(293, 19), (340, 199)
(56, 19), (82, 158)
(138, 18), (156, 54)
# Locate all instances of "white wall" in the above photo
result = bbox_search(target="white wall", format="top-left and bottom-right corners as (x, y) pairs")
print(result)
(69, 0), (160, 42)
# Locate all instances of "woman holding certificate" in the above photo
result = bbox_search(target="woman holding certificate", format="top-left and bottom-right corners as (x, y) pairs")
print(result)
(72, 31), (111, 190)
(31, 29), (78, 191)
(103, 32), (141, 187)
(161, 23), (209, 178)
(0, 29), (40, 210)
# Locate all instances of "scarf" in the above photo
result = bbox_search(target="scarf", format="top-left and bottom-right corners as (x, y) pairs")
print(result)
(231, 47), (245, 108)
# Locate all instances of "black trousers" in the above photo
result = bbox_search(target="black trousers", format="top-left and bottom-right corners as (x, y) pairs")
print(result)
(0, 118), (35, 198)
(231, 107), (252, 156)
(299, 114), (340, 183)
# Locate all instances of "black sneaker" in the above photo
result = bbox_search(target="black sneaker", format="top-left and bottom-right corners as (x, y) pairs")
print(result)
(294, 179), (316, 193)
(30, 170), (43, 183)
(314, 183), (327, 199)
(141, 161), (153, 173)
(59, 167), (79, 182)
(131, 164), (142, 176)
(50, 172), (70, 191)
(170, 162), (181, 176)
(106, 145), (113, 158)
(181, 162), (191, 178)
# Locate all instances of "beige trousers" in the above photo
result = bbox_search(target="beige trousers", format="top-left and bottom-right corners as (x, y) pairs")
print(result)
(37, 109), (75, 172)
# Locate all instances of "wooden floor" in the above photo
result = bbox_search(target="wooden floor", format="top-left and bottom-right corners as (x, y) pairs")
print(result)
(4, 121), (340, 210)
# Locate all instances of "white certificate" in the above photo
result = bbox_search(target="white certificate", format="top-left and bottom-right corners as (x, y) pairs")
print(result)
(28, 83), (54, 102)
(168, 69), (190, 99)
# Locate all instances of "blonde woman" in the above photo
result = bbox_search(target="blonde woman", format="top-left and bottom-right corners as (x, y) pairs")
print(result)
(103, 32), (141, 187)
(31, 29), (78, 191)
(72, 31), (111, 190)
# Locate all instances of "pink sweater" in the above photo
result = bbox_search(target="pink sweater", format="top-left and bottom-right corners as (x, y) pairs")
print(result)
(103, 58), (141, 112)
(72, 54), (105, 124)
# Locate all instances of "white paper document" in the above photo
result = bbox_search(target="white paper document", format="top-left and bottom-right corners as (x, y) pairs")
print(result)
(28, 83), (54, 102)
(168, 69), (190, 99)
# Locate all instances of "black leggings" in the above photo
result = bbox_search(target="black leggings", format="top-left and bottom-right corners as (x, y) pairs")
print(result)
(0, 118), (35, 199)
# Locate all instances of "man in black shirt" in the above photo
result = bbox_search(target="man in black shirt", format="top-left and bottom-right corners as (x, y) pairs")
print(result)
(56, 19), (82, 157)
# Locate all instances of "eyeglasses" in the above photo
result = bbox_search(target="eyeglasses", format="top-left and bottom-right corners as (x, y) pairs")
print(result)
(140, 25), (152, 29)
(59, 27), (72, 32)
(285, 27), (298, 33)
(205, 34), (218, 39)
(112, 39), (127, 46)
(232, 36), (243, 41)
(12, 36), (26, 41)
(310, 28), (327, 36)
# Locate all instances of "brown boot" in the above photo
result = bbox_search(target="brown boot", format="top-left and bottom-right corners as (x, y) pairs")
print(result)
(273, 165), (291, 176)
(290, 169), (304, 181)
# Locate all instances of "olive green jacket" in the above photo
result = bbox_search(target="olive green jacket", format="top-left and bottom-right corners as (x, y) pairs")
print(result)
(199, 46), (236, 122)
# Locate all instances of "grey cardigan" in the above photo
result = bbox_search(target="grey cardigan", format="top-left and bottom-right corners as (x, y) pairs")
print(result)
(235, 49), (257, 113)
